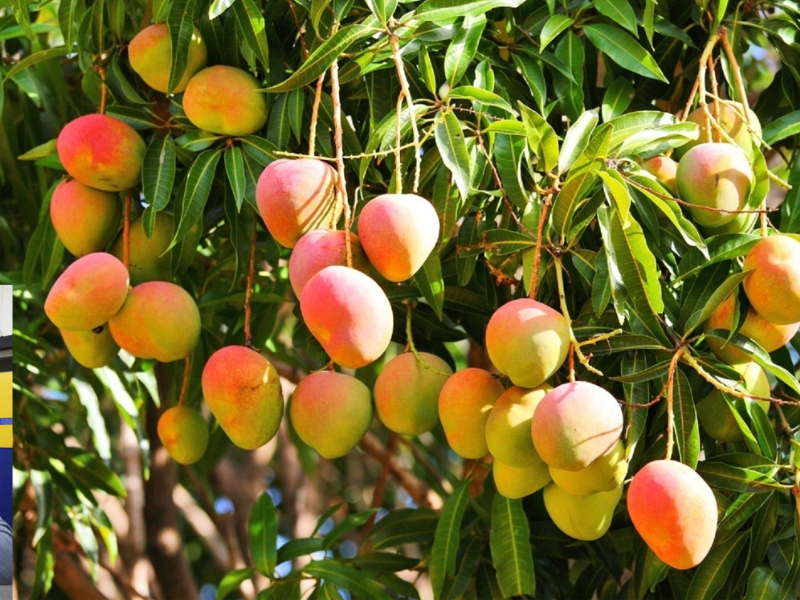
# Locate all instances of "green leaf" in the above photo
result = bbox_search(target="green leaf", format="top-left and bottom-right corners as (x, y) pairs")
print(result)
(352, 552), (419, 572)
(240, 135), (279, 165)
(643, 0), (656, 46)
(683, 270), (750, 337)
(583, 24), (667, 82)
(142, 136), (177, 237)
(310, 0), (333, 33)
(745, 567), (782, 600)
(217, 567), (256, 600)
(672, 369), (699, 468)
(267, 25), (372, 93)
(608, 110), (676, 149)
(494, 133), (529, 208)
(209, 0), (238, 19)
(411, 0), (526, 24)
(249, 492), (278, 577)
(560, 109), (599, 174)
(61, 451), (127, 496)
(366, 0), (398, 24)
(30, 469), (53, 546)
(617, 122), (699, 158)
(553, 32), (584, 120)
(685, 530), (749, 600)
(225, 147), (246, 210)
(445, 14), (486, 87)
(442, 537), (482, 600)
(267, 94), (291, 150)
(518, 103), (558, 173)
(58, 0), (79, 50)
(11, 0), (36, 40)
(552, 123), (613, 240)
(277, 538), (326, 564)
(414, 252), (445, 320)
(304, 560), (392, 600)
(429, 480), (470, 599)
(92, 0), (106, 53)
(483, 229), (536, 254)
(593, 0), (637, 35)
(323, 510), (377, 549)
(513, 53), (547, 111)
(368, 508), (438, 550)
(18, 139), (57, 161)
(232, 0), (269, 73)
(287, 88), (305, 142)
(602, 77), (634, 122)
(167, 0), (197, 94)
(696, 461), (785, 493)
(4, 46), (71, 82)
(490, 495), (536, 599)
(540, 14), (573, 50)
(435, 111), (471, 199)
(448, 86), (516, 114)
(598, 170), (631, 222)
(169, 149), (223, 251)
(762, 110), (800, 144)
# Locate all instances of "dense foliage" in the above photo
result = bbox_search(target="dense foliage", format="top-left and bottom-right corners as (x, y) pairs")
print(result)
(6, 0), (800, 598)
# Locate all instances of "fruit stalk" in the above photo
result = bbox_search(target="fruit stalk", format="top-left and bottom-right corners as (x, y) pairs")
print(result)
(329, 41), (353, 269)
(663, 348), (684, 461)
(178, 356), (190, 406)
(554, 257), (602, 378)
(389, 33), (421, 193)
(122, 189), (131, 269)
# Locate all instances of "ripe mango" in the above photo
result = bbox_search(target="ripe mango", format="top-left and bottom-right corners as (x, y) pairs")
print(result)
(108, 281), (200, 362)
(357, 193), (440, 282)
(57, 114), (146, 192)
(743, 234), (800, 325)
(485, 385), (551, 468)
(183, 66), (267, 136)
(300, 266), (393, 369)
(61, 325), (119, 369)
(531, 381), (623, 471)
(50, 180), (120, 257)
(290, 371), (373, 459)
(438, 368), (504, 459)
(129, 23), (207, 93)
(202, 345), (283, 450)
(157, 406), (208, 465)
(288, 229), (369, 297)
(627, 460), (718, 569)
(485, 298), (570, 388)
(642, 156), (678, 194)
(256, 159), (341, 248)
(549, 440), (628, 496)
(45, 253), (130, 331)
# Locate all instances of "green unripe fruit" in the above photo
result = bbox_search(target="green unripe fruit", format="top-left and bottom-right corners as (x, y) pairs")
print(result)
(678, 101), (761, 159)
(50, 180), (120, 257)
(61, 325), (119, 369)
(493, 460), (552, 499)
(543, 483), (622, 541)
(157, 406), (208, 465)
(549, 440), (627, 496)
(374, 352), (452, 436)
(290, 371), (373, 459)
(485, 385), (551, 468)
(183, 66), (267, 136)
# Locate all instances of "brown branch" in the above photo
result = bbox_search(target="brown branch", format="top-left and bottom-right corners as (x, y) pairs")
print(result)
(308, 73), (325, 157)
(177, 356), (190, 406)
(664, 348), (685, 461)
(530, 193), (552, 299)
(389, 33), (421, 192)
(361, 433), (400, 544)
(287, 0), (309, 60)
(244, 219), (258, 348)
(53, 549), (111, 600)
(329, 44), (353, 269)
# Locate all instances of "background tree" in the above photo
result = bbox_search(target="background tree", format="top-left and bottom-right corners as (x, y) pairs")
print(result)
(6, 0), (800, 599)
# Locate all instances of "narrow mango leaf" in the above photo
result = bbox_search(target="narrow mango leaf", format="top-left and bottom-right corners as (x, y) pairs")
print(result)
(602, 77), (634, 122)
(745, 567), (782, 600)
(442, 537), (482, 600)
(559, 108), (599, 174)
(415, 252), (445, 320)
(411, 0), (526, 24)
(696, 461), (785, 493)
(494, 133), (529, 208)
(490, 495), (536, 599)
(142, 135), (177, 237)
(366, 0), (398, 24)
(540, 14), (573, 50)
(232, 0), (269, 72)
(429, 480), (470, 599)
(369, 508), (439, 550)
(30, 469), (52, 546)
(672, 369), (699, 468)
(552, 32), (584, 120)
(683, 270), (750, 337)
(483, 229), (536, 255)
(217, 567), (256, 600)
(267, 25), (372, 92)
(593, 0), (637, 34)
(225, 146), (246, 210)
(513, 53), (547, 111)
(598, 170), (630, 222)
(607, 111), (675, 150)
(448, 86), (515, 114)
(763, 110), (800, 144)
(617, 122), (699, 158)
(445, 14), (486, 87)
(518, 103), (558, 173)
(18, 139), (57, 160)
(583, 24), (668, 82)
(4, 46), (70, 82)
(209, 0), (238, 19)
(169, 149), (223, 251)
(435, 111), (471, 199)
(167, 0), (197, 94)
(685, 530), (749, 600)
(304, 560), (393, 600)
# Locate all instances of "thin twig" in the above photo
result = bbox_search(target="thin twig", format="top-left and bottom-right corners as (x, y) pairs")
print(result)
(708, 56), (722, 142)
(389, 33), (421, 193)
(530, 193), (552, 299)
(554, 257), (603, 377)
(329, 44), (353, 269)
(361, 433), (399, 544)
(664, 348), (685, 461)
(308, 73), (326, 157)
(177, 356), (191, 406)
(286, 0), (309, 60)
(98, 66), (108, 114)
(244, 219), (257, 348)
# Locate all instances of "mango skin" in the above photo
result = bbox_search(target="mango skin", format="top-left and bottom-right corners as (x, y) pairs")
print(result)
(129, 23), (207, 93)
(45, 253), (130, 331)
(61, 325), (119, 369)
(703, 208), (757, 235)
(485, 385), (551, 468)
(549, 440), (628, 496)
(679, 101), (761, 159)
(300, 266), (393, 369)
(543, 483), (622, 541)
(642, 156), (678, 194)
(493, 460), (552, 499)
(289, 229), (369, 297)
(485, 298), (570, 388)
(743, 235), (800, 325)
(202, 345), (283, 450)
(628, 460), (718, 570)
(531, 381), (623, 471)
(57, 114), (146, 192)
(696, 361), (770, 443)
(256, 159), (341, 248)
(157, 406), (209, 465)
(438, 368), (504, 459)
(357, 194), (440, 282)
(108, 281), (200, 362)
(374, 352), (452, 436)
(183, 66), (267, 136)
(290, 371), (373, 459)
(704, 294), (798, 363)
(676, 143), (752, 228)
(50, 180), (120, 257)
